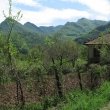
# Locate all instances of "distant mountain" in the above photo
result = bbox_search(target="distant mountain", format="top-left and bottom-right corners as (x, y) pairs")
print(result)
(0, 18), (45, 47)
(39, 25), (63, 34)
(0, 18), (27, 34)
(24, 22), (63, 35)
(24, 22), (43, 33)
(76, 22), (110, 44)
(0, 18), (108, 46)
(0, 18), (107, 37)
(57, 18), (107, 38)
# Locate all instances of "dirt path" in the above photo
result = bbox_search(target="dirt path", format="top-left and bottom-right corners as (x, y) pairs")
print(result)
(100, 103), (110, 110)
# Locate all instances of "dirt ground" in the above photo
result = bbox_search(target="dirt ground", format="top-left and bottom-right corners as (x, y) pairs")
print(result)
(100, 103), (110, 110)
(0, 73), (90, 106)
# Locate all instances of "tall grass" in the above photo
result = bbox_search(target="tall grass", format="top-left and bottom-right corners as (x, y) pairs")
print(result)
(58, 81), (110, 110)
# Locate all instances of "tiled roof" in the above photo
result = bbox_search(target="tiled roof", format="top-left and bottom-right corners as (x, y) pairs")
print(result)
(85, 34), (110, 45)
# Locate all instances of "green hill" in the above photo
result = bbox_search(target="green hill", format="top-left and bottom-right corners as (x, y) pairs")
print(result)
(0, 18), (45, 48)
(76, 22), (110, 44)
(0, 18), (108, 46)
(58, 18), (107, 38)
(24, 22), (43, 33)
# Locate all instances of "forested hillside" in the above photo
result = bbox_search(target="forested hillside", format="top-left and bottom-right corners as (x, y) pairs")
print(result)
(76, 22), (110, 43)
(57, 18), (107, 38)
(0, 18), (107, 46)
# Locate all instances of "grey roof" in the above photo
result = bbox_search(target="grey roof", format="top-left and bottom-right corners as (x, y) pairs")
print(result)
(85, 34), (110, 45)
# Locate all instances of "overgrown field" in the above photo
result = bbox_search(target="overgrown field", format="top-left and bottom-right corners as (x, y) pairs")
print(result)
(58, 81), (110, 110)
(1, 81), (110, 110)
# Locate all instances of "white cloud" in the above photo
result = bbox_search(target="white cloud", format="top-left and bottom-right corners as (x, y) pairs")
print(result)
(20, 7), (90, 26)
(13, 0), (41, 7)
(0, 0), (110, 26)
(94, 15), (109, 21)
(61, 0), (110, 15)
(0, 0), (41, 22)
(0, 0), (9, 21)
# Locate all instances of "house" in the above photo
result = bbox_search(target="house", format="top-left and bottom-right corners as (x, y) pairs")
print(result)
(85, 34), (110, 64)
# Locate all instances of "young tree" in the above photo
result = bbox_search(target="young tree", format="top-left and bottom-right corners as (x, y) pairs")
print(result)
(45, 35), (64, 98)
(3, 0), (25, 108)
(75, 58), (87, 91)
(28, 45), (46, 96)
(44, 34), (79, 97)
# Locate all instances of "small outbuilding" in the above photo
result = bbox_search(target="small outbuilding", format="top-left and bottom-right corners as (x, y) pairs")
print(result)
(85, 34), (110, 64)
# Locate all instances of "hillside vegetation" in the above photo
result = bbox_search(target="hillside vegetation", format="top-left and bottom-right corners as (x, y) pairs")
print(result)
(0, 18), (108, 46)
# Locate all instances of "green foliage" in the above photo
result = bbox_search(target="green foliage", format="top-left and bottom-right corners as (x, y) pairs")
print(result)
(75, 58), (87, 72)
(58, 81), (110, 110)
(45, 37), (55, 47)
(89, 64), (107, 75)
(100, 45), (110, 64)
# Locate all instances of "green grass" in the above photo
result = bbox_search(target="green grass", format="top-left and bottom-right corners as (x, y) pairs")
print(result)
(57, 81), (110, 110)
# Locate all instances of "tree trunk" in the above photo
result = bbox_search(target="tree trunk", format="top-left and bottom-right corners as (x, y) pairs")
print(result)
(15, 71), (25, 108)
(54, 66), (63, 98)
(78, 71), (83, 91)
(90, 72), (94, 90)
(52, 58), (63, 98)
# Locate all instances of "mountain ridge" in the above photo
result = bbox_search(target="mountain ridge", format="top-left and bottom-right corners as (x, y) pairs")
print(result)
(0, 18), (107, 36)
(0, 18), (109, 46)
(75, 22), (110, 44)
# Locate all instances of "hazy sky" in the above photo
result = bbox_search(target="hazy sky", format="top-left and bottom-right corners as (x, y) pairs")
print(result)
(0, 0), (110, 26)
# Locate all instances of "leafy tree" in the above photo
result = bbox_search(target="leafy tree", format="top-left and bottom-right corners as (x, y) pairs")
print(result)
(44, 35), (64, 98)
(44, 34), (79, 98)
(28, 45), (46, 95)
